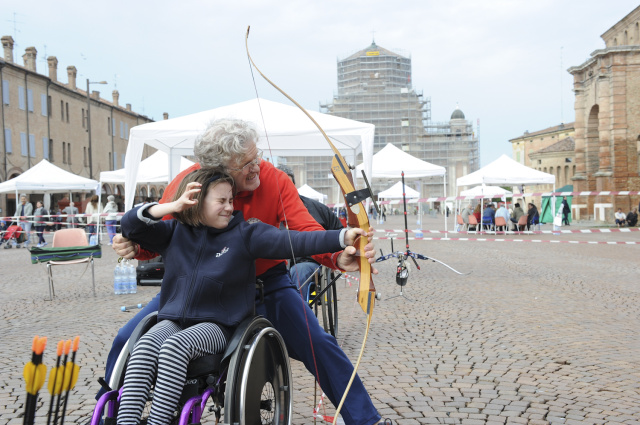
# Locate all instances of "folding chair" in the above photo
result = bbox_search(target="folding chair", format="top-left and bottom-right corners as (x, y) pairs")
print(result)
(467, 215), (478, 234)
(494, 217), (508, 232)
(516, 215), (528, 231)
(456, 215), (467, 232)
(46, 228), (97, 300)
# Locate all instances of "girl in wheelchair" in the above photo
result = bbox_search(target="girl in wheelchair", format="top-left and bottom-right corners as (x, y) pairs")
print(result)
(117, 168), (365, 425)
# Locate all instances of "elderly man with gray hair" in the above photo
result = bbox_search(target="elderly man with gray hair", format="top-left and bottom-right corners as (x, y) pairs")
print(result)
(105, 119), (388, 425)
(103, 195), (119, 245)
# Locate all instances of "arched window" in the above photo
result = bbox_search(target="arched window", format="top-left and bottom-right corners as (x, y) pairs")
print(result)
(564, 166), (569, 185)
(624, 30), (628, 45)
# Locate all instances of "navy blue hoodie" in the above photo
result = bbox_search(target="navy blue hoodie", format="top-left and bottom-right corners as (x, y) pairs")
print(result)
(121, 204), (344, 329)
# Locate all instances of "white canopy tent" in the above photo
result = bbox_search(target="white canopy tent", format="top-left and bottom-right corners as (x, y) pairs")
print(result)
(456, 155), (556, 228)
(355, 143), (448, 231)
(460, 185), (513, 199)
(456, 154), (555, 187)
(124, 98), (375, 211)
(99, 150), (195, 185)
(377, 181), (420, 199)
(297, 184), (327, 203)
(0, 159), (98, 211)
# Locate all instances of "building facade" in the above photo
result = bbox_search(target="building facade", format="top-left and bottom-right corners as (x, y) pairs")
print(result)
(0, 36), (156, 215)
(281, 42), (479, 203)
(568, 6), (640, 218)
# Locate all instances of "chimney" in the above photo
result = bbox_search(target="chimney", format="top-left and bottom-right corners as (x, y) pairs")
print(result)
(91, 91), (100, 100)
(47, 56), (58, 82)
(1, 36), (14, 63)
(112, 90), (119, 107)
(67, 66), (77, 90)
(126, 103), (131, 111)
(23, 47), (37, 71)
(163, 112), (169, 120)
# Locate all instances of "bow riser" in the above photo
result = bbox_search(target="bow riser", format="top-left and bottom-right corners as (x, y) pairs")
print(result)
(331, 156), (375, 314)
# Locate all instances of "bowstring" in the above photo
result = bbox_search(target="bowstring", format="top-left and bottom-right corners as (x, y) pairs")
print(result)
(245, 41), (325, 396)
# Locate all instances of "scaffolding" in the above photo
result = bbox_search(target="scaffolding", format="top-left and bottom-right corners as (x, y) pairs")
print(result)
(283, 41), (479, 202)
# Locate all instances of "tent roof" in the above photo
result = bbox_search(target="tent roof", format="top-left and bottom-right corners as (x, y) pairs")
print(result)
(356, 143), (446, 178)
(456, 154), (555, 187)
(298, 184), (327, 203)
(0, 159), (98, 194)
(125, 98), (375, 210)
(460, 185), (513, 198)
(100, 151), (194, 184)
(377, 181), (420, 199)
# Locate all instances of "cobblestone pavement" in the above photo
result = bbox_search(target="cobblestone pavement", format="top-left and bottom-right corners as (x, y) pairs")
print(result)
(0, 215), (639, 425)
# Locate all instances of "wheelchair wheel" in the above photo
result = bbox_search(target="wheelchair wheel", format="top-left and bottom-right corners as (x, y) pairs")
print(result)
(224, 324), (292, 425)
(316, 267), (339, 338)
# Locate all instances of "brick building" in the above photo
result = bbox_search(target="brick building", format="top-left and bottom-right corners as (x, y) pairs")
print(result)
(568, 5), (640, 219)
(0, 36), (156, 216)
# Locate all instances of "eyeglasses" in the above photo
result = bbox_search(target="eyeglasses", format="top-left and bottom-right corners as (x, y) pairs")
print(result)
(228, 149), (263, 173)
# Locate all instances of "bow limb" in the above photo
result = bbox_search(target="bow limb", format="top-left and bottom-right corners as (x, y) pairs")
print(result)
(246, 27), (375, 424)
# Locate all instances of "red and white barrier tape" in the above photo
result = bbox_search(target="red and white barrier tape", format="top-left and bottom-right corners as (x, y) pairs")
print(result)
(374, 228), (640, 235)
(326, 190), (640, 207)
(375, 237), (640, 245)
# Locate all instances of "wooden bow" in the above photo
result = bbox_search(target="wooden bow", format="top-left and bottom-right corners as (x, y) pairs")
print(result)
(246, 26), (376, 424)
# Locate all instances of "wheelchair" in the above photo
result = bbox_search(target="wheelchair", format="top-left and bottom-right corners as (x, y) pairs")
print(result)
(299, 265), (340, 339)
(91, 313), (292, 425)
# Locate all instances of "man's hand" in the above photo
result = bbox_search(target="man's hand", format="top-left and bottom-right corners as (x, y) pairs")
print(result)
(336, 227), (378, 274)
(112, 234), (138, 259)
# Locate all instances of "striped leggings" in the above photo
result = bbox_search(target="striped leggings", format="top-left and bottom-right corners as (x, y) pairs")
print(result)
(117, 320), (227, 425)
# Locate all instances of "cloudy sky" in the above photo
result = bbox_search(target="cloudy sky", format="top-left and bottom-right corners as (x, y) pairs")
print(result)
(3, 1), (638, 166)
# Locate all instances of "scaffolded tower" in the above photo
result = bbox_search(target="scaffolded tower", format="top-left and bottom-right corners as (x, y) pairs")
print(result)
(283, 41), (479, 202)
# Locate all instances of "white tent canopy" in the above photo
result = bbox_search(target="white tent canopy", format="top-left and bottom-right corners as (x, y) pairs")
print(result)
(460, 185), (513, 199)
(124, 98), (375, 211)
(355, 143), (447, 231)
(0, 159), (99, 194)
(378, 181), (420, 199)
(297, 184), (327, 203)
(456, 154), (555, 187)
(100, 151), (195, 184)
(356, 143), (446, 178)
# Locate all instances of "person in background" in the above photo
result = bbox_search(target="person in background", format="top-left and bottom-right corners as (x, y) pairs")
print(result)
(527, 203), (539, 231)
(473, 204), (481, 224)
(277, 165), (344, 298)
(103, 195), (119, 245)
(33, 201), (49, 247)
(14, 195), (33, 248)
(63, 202), (80, 229)
(494, 202), (510, 231)
(626, 208), (638, 227)
(84, 195), (102, 242)
(459, 203), (472, 231)
(510, 202), (526, 231)
(482, 203), (496, 230)
(614, 208), (626, 227)
(561, 196), (571, 225)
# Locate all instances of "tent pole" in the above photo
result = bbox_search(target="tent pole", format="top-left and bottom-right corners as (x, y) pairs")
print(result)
(401, 172), (410, 252)
(443, 175), (447, 235)
(97, 183), (103, 245)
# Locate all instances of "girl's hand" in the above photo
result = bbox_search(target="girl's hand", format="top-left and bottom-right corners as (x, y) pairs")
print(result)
(344, 227), (367, 247)
(173, 182), (202, 212)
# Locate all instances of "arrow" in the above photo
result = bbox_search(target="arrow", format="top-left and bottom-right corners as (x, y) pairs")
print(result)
(58, 336), (80, 425)
(52, 339), (71, 425)
(46, 340), (64, 425)
(23, 335), (48, 425)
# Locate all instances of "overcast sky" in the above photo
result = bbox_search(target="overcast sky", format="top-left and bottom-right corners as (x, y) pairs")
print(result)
(3, 1), (638, 166)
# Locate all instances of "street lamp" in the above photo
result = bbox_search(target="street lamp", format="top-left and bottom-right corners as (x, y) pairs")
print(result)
(86, 79), (107, 179)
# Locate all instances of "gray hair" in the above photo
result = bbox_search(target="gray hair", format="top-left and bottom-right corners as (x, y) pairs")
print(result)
(194, 119), (259, 170)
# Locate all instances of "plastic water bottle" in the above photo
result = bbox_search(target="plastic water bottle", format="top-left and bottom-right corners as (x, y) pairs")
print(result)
(128, 261), (138, 294)
(113, 263), (124, 295)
